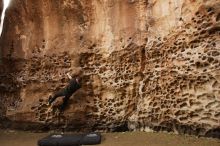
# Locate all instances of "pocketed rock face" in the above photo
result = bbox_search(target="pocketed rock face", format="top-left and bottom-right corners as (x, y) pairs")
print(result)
(0, 0), (220, 138)
(80, 1), (220, 137)
(128, 4), (220, 137)
(0, 0), (145, 130)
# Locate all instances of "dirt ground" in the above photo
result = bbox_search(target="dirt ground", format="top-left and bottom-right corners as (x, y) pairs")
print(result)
(0, 130), (219, 146)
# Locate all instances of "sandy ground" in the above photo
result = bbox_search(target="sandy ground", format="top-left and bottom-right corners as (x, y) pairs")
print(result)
(0, 130), (219, 146)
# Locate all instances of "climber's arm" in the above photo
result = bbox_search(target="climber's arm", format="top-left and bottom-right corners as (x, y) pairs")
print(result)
(66, 73), (72, 79)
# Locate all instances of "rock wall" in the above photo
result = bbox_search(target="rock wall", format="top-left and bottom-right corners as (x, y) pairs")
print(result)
(0, 0), (220, 138)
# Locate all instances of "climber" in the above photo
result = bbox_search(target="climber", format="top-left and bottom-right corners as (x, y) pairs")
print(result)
(47, 73), (82, 111)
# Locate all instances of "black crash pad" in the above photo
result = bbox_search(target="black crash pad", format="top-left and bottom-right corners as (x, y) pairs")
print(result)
(38, 132), (101, 146)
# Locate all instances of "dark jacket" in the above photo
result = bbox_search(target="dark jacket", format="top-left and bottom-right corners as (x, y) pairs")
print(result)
(65, 78), (81, 96)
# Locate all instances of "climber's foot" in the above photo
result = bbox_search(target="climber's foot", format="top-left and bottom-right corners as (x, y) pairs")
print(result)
(47, 95), (53, 106)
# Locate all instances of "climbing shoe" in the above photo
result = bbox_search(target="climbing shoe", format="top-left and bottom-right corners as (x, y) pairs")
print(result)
(47, 95), (53, 106)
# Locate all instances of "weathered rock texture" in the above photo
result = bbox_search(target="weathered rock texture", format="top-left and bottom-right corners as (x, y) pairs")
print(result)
(0, 0), (220, 138)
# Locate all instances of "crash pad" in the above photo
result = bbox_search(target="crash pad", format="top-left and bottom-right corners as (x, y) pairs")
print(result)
(38, 132), (101, 146)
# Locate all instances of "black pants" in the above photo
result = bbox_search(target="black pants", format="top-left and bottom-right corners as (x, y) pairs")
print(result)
(49, 89), (71, 110)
